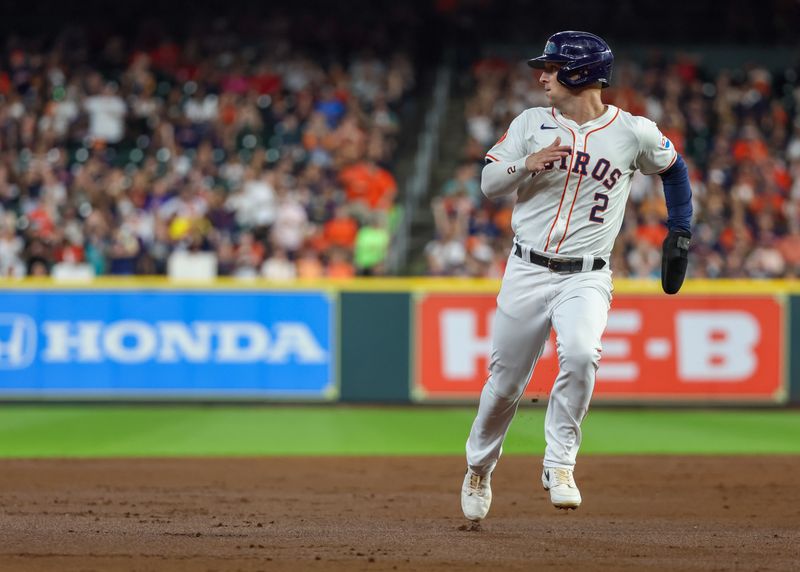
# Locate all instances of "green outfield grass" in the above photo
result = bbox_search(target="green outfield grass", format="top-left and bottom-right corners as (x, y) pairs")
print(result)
(0, 406), (798, 458)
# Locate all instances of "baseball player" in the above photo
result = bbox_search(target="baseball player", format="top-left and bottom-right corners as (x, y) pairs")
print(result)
(461, 31), (692, 521)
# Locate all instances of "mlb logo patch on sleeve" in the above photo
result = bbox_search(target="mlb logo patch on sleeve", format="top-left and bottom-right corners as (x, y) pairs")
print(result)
(660, 135), (672, 149)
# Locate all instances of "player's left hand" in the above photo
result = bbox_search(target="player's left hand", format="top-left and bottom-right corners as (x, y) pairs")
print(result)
(661, 229), (691, 295)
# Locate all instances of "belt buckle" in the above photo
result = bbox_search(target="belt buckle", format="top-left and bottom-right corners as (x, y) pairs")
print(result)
(548, 257), (573, 274)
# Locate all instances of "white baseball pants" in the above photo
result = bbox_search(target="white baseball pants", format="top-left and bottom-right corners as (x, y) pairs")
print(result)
(466, 251), (612, 473)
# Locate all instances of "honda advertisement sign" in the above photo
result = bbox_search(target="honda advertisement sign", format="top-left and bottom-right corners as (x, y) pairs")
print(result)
(0, 291), (335, 399)
(416, 294), (784, 402)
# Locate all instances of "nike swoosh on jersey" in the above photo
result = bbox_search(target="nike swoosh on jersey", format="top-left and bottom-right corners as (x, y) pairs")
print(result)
(540, 124), (558, 129)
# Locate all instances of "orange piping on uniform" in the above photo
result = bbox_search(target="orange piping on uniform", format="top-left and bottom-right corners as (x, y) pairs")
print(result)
(655, 151), (678, 174)
(544, 107), (576, 252)
(555, 106), (620, 253)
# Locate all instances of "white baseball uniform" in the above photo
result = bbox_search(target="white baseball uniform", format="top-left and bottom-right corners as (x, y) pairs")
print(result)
(466, 104), (676, 473)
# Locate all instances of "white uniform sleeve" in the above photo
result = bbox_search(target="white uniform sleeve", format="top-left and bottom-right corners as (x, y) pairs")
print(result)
(480, 157), (531, 199)
(485, 112), (529, 163)
(634, 118), (678, 175)
(480, 111), (534, 199)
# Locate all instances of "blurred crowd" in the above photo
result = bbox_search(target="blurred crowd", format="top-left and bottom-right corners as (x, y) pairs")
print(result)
(0, 19), (414, 278)
(426, 53), (800, 279)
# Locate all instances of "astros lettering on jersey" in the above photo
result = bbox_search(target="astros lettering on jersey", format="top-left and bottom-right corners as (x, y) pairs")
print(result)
(485, 105), (676, 259)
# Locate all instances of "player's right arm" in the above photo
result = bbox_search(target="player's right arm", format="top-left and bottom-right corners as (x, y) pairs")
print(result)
(481, 114), (571, 199)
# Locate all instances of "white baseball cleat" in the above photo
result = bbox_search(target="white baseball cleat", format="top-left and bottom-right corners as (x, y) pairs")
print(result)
(542, 467), (581, 510)
(461, 469), (492, 521)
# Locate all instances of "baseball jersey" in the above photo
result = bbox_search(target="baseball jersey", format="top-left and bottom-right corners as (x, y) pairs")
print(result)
(485, 105), (677, 259)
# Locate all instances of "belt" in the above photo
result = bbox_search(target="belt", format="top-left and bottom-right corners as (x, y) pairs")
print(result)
(514, 244), (606, 274)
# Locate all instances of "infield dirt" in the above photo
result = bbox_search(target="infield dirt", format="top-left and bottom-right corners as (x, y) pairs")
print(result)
(1, 456), (798, 571)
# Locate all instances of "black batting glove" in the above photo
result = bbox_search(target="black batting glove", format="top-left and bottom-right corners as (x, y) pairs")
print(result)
(661, 229), (691, 295)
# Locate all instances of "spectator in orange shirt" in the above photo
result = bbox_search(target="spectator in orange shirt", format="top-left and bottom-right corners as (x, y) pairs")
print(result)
(55, 237), (85, 264)
(748, 191), (785, 218)
(323, 205), (359, 248)
(27, 203), (57, 240)
(733, 123), (770, 164)
(296, 248), (325, 279)
(326, 247), (356, 278)
(338, 159), (397, 210)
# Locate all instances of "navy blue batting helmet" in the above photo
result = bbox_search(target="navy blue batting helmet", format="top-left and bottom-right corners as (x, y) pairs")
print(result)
(528, 31), (613, 89)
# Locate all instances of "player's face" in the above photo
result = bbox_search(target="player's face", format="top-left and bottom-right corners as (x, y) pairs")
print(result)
(538, 63), (569, 104)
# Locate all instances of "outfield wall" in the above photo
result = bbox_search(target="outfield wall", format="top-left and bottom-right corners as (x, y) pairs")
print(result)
(0, 278), (795, 404)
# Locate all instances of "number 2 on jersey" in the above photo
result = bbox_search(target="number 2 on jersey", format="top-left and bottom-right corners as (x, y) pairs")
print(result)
(589, 192), (609, 223)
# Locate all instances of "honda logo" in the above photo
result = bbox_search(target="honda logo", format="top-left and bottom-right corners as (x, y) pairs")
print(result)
(0, 314), (37, 369)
